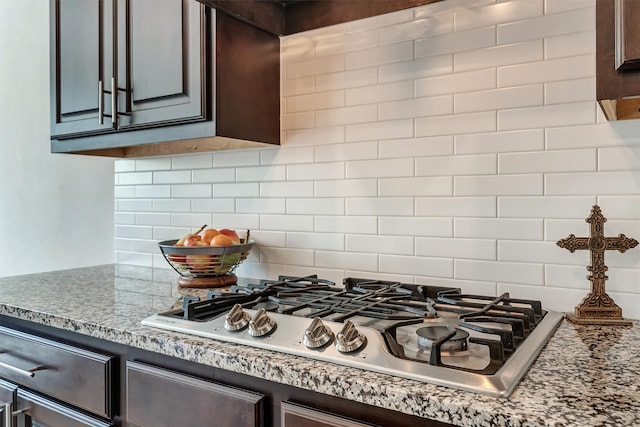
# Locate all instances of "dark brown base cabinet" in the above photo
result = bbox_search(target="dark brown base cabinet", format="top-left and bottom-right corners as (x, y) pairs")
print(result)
(0, 317), (451, 427)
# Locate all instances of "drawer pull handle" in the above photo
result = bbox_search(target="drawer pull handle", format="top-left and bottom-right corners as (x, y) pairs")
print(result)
(0, 359), (46, 378)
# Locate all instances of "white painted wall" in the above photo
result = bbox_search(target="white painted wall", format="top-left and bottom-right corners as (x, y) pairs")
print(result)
(114, 0), (640, 319)
(0, 1), (114, 277)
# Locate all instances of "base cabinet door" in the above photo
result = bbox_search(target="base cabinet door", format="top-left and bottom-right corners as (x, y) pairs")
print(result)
(281, 402), (377, 427)
(14, 390), (112, 427)
(0, 380), (17, 427)
(126, 361), (265, 427)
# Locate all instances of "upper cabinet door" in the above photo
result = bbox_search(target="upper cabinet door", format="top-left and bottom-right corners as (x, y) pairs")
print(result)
(116, 0), (207, 129)
(50, 0), (116, 138)
(50, 0), (206, 139)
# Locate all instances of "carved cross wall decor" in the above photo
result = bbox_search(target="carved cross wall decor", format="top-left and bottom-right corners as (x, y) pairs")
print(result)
(556, 205), (638, 326)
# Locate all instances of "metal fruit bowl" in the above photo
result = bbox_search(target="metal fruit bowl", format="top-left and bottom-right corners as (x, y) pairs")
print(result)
(159, 239), (254, 277)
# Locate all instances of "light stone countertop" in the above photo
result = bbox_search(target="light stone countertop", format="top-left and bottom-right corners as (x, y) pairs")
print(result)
(0, 264), (638, 427)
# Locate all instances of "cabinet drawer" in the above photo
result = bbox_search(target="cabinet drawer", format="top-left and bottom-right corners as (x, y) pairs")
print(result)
(0, 326), (112, 418)
(126, 361), (264, 427)
(17, 389), (112, 427)
(281, 402), (377, 427)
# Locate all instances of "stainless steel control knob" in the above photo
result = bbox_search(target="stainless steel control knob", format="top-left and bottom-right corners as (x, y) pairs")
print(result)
(224, 304), (250, 331)
(335, 321), (367, 353)
(303, 317), (334, 349)
(248, 308), (277, 337)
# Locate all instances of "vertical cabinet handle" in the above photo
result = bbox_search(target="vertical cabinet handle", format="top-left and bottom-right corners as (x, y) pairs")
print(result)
(98, 80), (104, 125)
(111, 77), (117, 126)
(0, 402), (12, 427)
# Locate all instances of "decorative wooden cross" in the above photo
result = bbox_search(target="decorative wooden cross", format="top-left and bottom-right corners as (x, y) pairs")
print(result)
(557, 205), (638, 326)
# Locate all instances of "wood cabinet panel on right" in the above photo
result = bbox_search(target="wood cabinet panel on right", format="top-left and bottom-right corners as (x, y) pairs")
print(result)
(597, 0), (640, 120)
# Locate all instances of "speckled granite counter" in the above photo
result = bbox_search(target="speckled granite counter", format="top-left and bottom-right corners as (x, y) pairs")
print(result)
(0, 264), (638, 427)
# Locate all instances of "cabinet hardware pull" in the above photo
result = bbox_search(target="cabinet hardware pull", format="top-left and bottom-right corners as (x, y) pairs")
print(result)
(1, 401), (12, 427)
(98, 80), (104, 125)
(111, 76), (117, 125)
(0, 358), (46, 378)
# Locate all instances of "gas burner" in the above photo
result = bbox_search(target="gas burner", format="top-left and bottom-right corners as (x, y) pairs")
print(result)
(416, 326), (469, 352)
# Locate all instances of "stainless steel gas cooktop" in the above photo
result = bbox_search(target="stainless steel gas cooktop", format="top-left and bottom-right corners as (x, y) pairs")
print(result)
(142, 276), (563, 397)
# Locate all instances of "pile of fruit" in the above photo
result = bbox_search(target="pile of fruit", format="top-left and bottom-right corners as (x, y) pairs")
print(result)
(162, 225), (251, 276)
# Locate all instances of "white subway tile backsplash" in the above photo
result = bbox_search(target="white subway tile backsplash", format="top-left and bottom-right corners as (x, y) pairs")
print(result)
(417, 153), (496, 176)
(287, 90), (345, 113)
(315, 216), (378, 234)
(135, 157), (172, 171)
(315, 179), (377, 197)
(213, 149), (260, 168)
(416, 196), (496, 217)
(381, 95), (453, 121)
(117, 172), (153, 185)
(316, 250), (378, 271)
(285, 126), (346, 146)
(455, 0), (543, 32)
(415, 26), (496, 58)
(171, 184), (211, 198)
(417, 111), (497, 137)
(377, 14), (453, 46)
(347, 158), (414, 179)
(172, 154), (212, 170)
(287, 162), (345, 181)
(316, 104), (378, 127)
(153, 199), (191, 213)
(380, 136), (454, 159)
(544, 31), (595, 60)
(498, 55), (595, 87)
(261, 247), (315, 267)
(286, 54), (345, 79)
(236, 198), (285, 214)
(497, 7), (594, 44)
(379, 216), (453, 237)
(346, 197), (414, 216)
(498, 240), (580, 264)
(455, 129), (544, 154)
(455, 174), (543, 196)
(544, 77), (595, 105)
(114, 0), (640, 318)
(346, 41), (413, 69)
(346, 234), (413, 255)
(416, 237), (496, 260)
(316, 67), (378, 92)
(380, 254), (453, 278)
(455, 217), (543, 240)
(315, 141), (378, 162)
(288, 232), (345, 251)
(135, 185), (171, 198)
(191, 198), (235, 213)
(346, 119), (413, 142)
(597, 196), (640, 219)
(346, 81), (413, 106)
(261, 146), (314, 165)
(455, 85), (543, 114)
(598, 146), (640, 171)
(498, 149), (596, 174)
(260, 181), (314, 198)
(455, 259), (544, 286)
(546, 122), (640, 150)
(153, 170), (191, 184)
(287, 198), (345, 215)
(379, 54), (453, 83)
(546, 171), (640, 195)
(497, 101), (595, 131)
(416, 69), (496, 97)
(454, 40), (543, 73)
(498, 196), (596, 219)
(380, 176), (453, 197)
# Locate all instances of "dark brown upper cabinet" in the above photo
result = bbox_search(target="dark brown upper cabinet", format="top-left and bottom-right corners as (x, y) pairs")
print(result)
(50, 0), (279, 157)
(597, 0), (640, 120)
